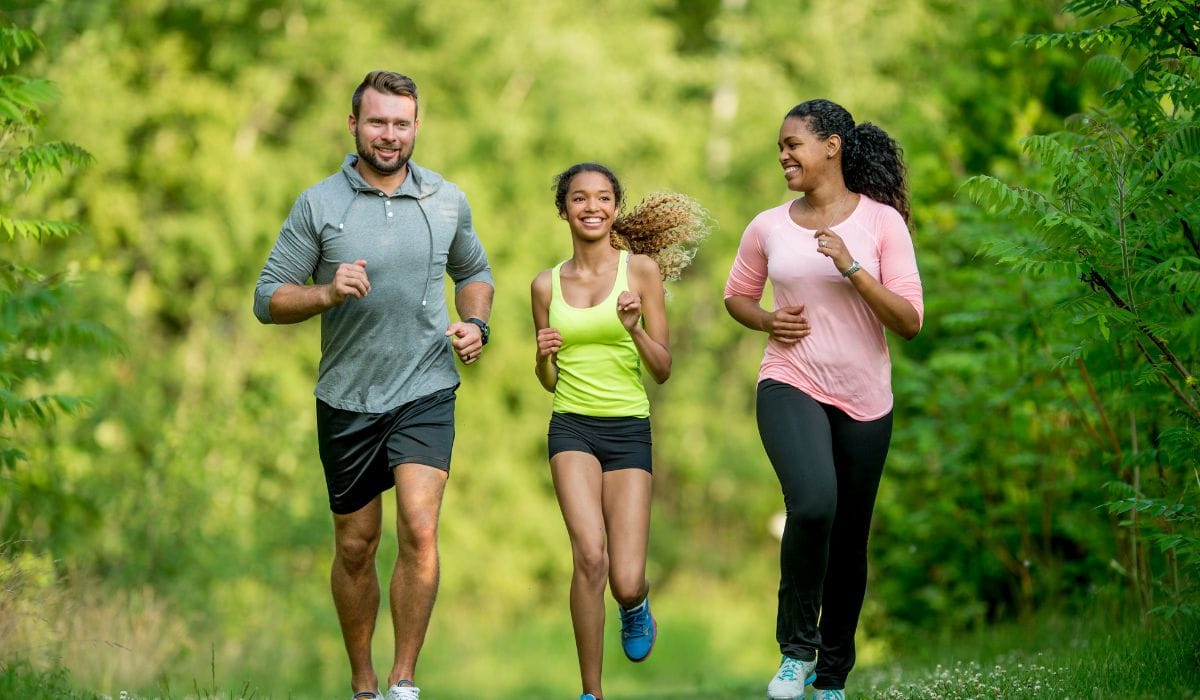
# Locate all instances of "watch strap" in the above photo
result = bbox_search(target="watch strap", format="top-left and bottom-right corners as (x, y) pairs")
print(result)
(466, 317), (489, 345)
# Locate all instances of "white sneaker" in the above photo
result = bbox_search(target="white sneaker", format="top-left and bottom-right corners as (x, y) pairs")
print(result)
(386, 682), (420, 700)
(812, 689), (845, 700)
(767, 655), (817, 699)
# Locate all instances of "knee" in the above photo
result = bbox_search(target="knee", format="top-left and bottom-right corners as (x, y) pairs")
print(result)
(335, 531), (380, 574)
(572, 544), (609, 586)
(783, 490), (837, 528)
(397, 517), (439, 559)
(609, 571), (646, 608)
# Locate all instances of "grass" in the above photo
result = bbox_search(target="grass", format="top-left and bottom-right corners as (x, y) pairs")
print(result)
(614, 612), (1200, 700)
(852, 613), (1200, 699)
(0, 657), (103, 699)
(4, 608), (1198, 698)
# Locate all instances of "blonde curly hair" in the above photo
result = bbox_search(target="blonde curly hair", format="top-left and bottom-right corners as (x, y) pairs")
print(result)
(552, 163), (712, 282)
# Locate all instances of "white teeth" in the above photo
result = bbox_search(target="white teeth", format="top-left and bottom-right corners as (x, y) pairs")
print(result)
(784, 166), (799, 173)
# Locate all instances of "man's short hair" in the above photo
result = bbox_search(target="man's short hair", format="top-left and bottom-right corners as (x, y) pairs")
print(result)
(352, 71), (419, 118)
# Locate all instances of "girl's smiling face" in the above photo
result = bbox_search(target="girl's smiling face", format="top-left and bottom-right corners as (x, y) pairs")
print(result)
(562, 170), (618, 240)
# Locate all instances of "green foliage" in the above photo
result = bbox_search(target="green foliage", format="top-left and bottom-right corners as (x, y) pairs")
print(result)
(5, 0), (1194, 695)
(0, 18), (111, 474)
(0, 658), (103, 700)
(857, 612), (1200, 699)
(1028, 0), (1199, 125)
(964, 0), (1200, 619)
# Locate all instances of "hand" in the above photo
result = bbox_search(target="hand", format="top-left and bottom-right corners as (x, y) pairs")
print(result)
(616, 290), (642, 331)
(765, 304), (810, 344)
(446, 321), (484, 365)
(536, 327), (563, 360)
(326, 260), (370, 305)
(814, 229), (853, 273)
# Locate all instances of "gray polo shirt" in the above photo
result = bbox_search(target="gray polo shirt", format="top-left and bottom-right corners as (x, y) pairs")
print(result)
(254, 156), (493, 413)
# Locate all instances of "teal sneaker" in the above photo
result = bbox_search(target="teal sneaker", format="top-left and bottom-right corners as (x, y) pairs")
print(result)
(766, 655), (816, 699)
(812, 689), (845, 700)
(618, 597), (657, 662)
(581, 695), (597, 700)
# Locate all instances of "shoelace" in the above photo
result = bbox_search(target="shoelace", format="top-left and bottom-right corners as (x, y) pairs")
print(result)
(619, 606), (650, 639)
(776, 657), (801, 681)
(817, 691), (845, 700)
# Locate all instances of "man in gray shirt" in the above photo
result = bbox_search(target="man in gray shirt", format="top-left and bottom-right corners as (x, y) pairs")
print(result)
(254, 70), (493, 700)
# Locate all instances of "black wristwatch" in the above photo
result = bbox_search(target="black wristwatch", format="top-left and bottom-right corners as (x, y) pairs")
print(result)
(466, 317), (490, 345)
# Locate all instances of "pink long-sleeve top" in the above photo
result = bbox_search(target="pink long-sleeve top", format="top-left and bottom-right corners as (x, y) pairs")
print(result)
(724, 196), (924, 420)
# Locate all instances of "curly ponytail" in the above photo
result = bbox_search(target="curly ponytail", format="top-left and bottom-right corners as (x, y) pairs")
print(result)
(785, 100), (910, 225)
(613, 192), (712, 282)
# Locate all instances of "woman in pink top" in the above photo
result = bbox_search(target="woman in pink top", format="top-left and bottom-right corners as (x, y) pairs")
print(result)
(724, 99), (923, 700)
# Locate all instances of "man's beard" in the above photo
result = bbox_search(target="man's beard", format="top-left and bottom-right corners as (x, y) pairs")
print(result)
(355, 131), (411, 175)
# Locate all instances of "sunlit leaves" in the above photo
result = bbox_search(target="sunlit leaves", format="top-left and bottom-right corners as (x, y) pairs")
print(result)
(975, 0), (1200, 618)
(0, 21), (109, 476)
(0, 20), (40, 71)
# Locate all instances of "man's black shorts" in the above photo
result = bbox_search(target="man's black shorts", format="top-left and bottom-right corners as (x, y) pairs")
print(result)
(547, 411), (652, 473)
(316, 385), (457, 515)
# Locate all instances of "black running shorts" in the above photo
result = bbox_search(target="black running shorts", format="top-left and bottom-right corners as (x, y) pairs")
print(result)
(547, 411), (652, 473)
(316, 385), (457, 515)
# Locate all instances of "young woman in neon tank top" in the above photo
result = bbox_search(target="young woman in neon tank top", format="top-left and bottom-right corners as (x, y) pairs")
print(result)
(530, 162), (709, 700)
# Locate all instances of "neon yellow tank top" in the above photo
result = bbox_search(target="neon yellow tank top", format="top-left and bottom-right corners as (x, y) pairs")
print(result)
(550, 250), (650, 418)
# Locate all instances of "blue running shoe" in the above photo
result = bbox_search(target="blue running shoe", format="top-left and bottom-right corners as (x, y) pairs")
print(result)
(581, 695), (597, 700)
(619, 597), (657, 662)
(767, 655), (816, 699)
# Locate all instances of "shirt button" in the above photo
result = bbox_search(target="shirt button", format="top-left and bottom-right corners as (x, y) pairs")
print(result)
(387, 212), (394, 218)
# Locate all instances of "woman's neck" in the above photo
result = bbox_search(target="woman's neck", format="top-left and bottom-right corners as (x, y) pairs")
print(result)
(800, 183), (853, 215)
(570, 237), (620, 273)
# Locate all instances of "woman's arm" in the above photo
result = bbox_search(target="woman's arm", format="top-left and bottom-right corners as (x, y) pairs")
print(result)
(724, 295), (811, 344)
(531, 270), (561, 392)
(814, 227), (921, 340)
(620, 255), (672, 384)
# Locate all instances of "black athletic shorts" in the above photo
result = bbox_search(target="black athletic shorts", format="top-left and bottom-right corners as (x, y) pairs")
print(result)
(547, 411), (652, 473)
(316, 385), (457, 515)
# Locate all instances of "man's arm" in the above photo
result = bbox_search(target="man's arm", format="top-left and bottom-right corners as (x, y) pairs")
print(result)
(254, 194), (329, 324)
(268, 260), (371, 324)
(446, 280), (493, 365)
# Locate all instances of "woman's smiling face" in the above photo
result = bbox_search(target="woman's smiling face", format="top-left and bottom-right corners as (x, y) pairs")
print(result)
(778, 116), (838, 192)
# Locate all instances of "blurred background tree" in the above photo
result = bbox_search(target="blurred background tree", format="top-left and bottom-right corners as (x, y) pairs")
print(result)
(0, 0), (1194, 697)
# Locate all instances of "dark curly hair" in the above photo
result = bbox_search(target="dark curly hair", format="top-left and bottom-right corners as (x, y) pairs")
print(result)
(785, 99), (910, 225)
(552, 163), (712, 282)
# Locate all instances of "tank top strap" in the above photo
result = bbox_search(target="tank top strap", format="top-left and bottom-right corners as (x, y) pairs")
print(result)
(612, 250), (630, 300)
(551, 260), (566, 306)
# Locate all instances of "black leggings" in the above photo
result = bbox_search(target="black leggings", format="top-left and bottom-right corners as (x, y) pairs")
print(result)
(756, 379), (892, 690)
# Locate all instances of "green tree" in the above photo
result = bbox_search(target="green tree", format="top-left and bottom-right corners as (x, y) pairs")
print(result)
(963, 0), (1200, 618)
(0, 19), (109, 474)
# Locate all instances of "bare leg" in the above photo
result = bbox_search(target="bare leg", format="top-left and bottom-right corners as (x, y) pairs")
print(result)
(332, 497), (384, 695)
(386, 463), (449, 688)
(602, 468), (652, 609)
(551, 451), (608, 699)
